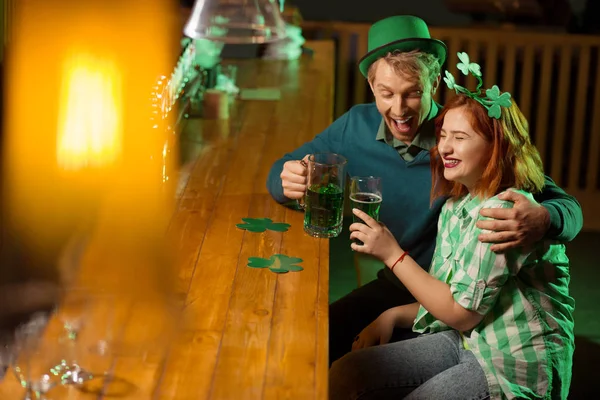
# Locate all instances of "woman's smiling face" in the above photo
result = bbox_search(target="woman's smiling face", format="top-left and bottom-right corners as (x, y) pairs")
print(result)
(438, 106), (492, 193)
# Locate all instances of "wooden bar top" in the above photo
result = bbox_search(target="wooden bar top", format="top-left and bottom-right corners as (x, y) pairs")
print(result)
(0, 40), (334, 399)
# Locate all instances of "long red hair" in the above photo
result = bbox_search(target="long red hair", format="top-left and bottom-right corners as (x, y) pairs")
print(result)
(430, 95), (545, 202)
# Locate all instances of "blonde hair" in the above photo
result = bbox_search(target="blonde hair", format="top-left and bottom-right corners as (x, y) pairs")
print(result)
(367, 50), (441, 90)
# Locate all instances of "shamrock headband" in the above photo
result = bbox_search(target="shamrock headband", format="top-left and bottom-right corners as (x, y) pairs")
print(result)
(443, 52), (512, 119)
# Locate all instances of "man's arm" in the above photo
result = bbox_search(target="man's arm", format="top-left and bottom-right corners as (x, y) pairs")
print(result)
(477, 177), (583, 251)
(533, 175), (583, 242)
(266, 111), (349, 204)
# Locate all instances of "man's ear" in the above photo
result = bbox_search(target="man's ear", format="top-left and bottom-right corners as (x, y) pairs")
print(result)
(367, 59), (379, 95)
(367, 78), (375, 96)
(368, 78), (375, 96)
(432, 74), (441, 95)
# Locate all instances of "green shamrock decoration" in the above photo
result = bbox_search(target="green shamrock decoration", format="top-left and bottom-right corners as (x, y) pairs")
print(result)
(456, 52), (481, 77)
(236, 218), (291, 233)
(443, 70), (456, 90)
(443, 52), (511, 120)
(484, 85), (512, 119)
(247, 254), (304, 274)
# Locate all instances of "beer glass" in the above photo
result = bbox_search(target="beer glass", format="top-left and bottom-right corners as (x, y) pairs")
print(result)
(303, 153), (347, 238)
(349, 176), (382, 245)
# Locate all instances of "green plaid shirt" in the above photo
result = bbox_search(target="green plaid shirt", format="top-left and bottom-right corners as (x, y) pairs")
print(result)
(413, 191), (575, 399)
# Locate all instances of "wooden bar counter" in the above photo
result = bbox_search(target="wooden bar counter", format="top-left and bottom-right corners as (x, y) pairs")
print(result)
(0, 40), (334, 399)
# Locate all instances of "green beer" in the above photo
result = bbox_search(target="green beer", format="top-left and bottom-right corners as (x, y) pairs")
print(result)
(350, 192), (382, 223)
(304, 183), (344, 238)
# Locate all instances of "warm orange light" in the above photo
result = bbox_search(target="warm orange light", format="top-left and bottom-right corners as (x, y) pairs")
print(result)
(57, 53), (123, 171)
(4, 0), (179, 297)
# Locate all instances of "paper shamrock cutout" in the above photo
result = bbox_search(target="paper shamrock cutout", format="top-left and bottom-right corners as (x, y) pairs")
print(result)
(236, 218), (291, 232)
(247, 254), (304, 274)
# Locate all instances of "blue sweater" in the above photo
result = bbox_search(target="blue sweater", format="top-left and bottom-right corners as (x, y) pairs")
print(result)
(266, 103), (583, 283)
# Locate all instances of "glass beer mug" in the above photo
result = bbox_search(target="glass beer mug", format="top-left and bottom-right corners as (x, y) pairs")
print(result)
(302, 153), (347, 238)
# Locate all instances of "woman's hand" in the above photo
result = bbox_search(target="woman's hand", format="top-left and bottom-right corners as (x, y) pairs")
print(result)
(352, 309), (397, 351)
(349, 208), (404, 266)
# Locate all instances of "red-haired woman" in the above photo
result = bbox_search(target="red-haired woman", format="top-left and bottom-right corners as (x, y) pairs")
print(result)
(329, 92), (575, 400)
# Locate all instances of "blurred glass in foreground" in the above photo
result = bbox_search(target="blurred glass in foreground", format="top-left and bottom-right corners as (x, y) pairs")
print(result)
(3, 0), (181, 386)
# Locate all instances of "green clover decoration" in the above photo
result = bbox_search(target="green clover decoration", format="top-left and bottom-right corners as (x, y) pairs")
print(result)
(456, 52), (482, 77)
(484, 85), (512, 119)
(443, 71), (456, 90)
(236, 218), (291, 233)
(247, 254), (304, 274)
(444, 52), (512, 119)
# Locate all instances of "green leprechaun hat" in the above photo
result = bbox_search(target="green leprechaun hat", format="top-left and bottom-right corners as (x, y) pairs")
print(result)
(358, 15), (447, 78)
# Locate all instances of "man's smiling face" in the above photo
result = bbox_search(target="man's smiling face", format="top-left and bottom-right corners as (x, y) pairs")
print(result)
(369, 59), (437, 144)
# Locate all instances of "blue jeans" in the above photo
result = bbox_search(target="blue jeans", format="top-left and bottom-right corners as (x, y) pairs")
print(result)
(329, 270), (418, 365)
(329, 330), (490, 400)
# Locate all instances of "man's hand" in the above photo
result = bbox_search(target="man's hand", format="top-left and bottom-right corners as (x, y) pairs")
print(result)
(280, 155), (310, 200)
(477, 190), (550, 252)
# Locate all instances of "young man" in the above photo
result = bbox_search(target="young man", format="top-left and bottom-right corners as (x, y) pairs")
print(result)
(265, 15), (583, 364)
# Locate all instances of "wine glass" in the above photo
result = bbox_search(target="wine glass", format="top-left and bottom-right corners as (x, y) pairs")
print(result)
(51, 289), (95, 386)
(51, 288), (118, 388)
(77, 292), (116, 389)
(10, 312), (66, 400)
